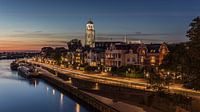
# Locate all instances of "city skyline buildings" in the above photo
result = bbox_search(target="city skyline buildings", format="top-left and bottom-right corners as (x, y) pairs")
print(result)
(0, 0), (200, 51)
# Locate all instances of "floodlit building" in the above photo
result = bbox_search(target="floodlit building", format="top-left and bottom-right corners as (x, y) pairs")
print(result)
(85, 19), (95, 48)
(104, 43), (169, 71)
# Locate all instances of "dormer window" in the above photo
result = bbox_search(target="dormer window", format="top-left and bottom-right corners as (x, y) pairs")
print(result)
(162, 49), (166, 54)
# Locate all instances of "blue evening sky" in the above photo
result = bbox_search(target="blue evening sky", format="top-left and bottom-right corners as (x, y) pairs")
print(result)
(0, 0), (199, 50)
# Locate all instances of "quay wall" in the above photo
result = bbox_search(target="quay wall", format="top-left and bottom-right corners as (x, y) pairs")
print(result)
(39, 68), (119, 112)
(30, 62), (194, 112)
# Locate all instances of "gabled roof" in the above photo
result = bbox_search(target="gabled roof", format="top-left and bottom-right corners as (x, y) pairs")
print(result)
(84, 47), (105, 53)
(109, 44), (142, 53)
(146, 44), (161, 53)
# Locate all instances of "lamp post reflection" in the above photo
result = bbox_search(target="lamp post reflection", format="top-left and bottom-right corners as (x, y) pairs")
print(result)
(46, 87), (49, 92)
(75, 103), (80, 112)
(52, 89), (55, 95)
(60, 93), (64, 106)
(34, 80), (37, 88)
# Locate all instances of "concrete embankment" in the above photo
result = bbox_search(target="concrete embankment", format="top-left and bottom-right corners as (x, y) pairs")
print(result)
(29, 62), (196, 112)
(37, 67), (119, 112)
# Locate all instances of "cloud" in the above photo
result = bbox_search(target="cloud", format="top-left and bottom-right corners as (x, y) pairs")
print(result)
(3, 11), (200, 17)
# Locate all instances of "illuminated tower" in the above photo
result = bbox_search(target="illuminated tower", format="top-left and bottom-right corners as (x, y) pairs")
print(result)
(85, 19), (95, 48)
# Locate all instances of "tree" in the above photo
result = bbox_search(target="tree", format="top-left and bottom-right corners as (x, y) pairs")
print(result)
(67, 39), (82, 52)
(148, 71), (165, 92)
(186, 16), (200, 89)
(187, 16), (200, 41)
(161, 16), (200, 89)
(40, 47), (54, 59)
(53, 47), (66, 65)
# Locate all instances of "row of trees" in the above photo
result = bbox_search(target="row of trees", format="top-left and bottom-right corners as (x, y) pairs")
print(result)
(111, 65), (145, 78)
(161, 16), (200, 90)
(40, 47), (66, 65)
(40, 39), (83, 65)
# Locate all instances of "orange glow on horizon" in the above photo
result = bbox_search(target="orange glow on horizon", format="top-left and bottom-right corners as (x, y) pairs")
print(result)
(0, 37), (68, 51)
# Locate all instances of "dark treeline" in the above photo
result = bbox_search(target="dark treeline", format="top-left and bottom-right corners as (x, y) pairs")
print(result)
(0, 52), (39, 60)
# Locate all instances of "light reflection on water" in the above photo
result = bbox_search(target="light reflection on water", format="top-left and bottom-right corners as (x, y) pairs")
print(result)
(0, 60), (90, 112)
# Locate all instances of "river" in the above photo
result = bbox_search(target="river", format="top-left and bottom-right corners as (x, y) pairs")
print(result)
(0, 60), (91, 112)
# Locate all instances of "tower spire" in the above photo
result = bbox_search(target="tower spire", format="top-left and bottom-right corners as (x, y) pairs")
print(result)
(124, 34), (127, 44)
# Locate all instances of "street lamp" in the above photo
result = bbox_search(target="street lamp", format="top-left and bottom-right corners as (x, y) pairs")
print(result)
(146, 73), (149, 78)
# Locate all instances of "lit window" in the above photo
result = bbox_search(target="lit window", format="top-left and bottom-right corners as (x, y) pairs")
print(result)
(150, 56), (156, 64)
(142, 50), (145, 54)
(141, 56), (144, 63)
(162, 49), (166, 54)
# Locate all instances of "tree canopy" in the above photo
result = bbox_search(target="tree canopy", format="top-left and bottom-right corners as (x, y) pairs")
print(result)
(161, 16), (200, 89)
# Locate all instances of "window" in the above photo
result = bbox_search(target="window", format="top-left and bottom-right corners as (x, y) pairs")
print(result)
(142, 50), (145, 54)
(150, 56), (156, 64)
(162, 49), (166, 54)
(141, 56), (144, 63)
(132, 57), (135, 62)
(118, 54), (121, 58)
(118, 61), (121, 66)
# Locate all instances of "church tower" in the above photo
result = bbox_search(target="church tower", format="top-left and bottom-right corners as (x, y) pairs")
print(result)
(85, 19), (95, 48)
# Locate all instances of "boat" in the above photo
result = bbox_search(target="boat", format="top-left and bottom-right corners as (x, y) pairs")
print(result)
(17, 65), (39, 78)
(10, 61), (19, 71)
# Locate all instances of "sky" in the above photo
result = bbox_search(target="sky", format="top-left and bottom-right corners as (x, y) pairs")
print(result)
(0, 0), (200, 51)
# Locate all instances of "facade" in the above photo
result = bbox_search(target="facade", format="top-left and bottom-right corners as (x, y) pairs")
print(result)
(74, 48), (84, 66)
(104, 43), (169, 71)
(84, 48), (105, 67)
(84, 41), (125, 67)
(146, 43), (169, 66)
(105, 43), (127, 71)
(85, 20), (95, 48)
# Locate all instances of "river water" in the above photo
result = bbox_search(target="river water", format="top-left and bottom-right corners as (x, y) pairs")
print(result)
(0, 60), (91, 112)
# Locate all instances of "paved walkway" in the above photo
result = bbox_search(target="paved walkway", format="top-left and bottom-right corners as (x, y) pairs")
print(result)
(28, 60), (200, 98)
(37, 66), (158, 112)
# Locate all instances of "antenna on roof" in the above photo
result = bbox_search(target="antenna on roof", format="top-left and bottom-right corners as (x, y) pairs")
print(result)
(89, 17), (92, 21)
(124, 34), (127, 44)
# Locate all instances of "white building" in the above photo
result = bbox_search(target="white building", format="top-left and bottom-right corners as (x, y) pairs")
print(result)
(85, 19), (95, 48)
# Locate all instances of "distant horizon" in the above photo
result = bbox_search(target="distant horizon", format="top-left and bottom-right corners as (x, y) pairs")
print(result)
(0, 38), (187, 52)
(0, 0), (199, 51)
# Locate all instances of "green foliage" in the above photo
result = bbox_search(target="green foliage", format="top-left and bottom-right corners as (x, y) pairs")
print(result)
(53, 47), (66, 65)
(67, 39), (82, 52)
(84, 65), (100, 73)
(41, 47), (54, 59)
(125, 73), (144, 78)
(148, 72), (165, 92)
(110, 65), (144, 78)
(187, 16), (200, 41)
(161, 16), (200, 90)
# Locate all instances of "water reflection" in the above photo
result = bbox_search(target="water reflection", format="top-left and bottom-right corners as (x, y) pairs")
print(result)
(46, 87), (49, 91)
(52, 89), (55, 95)
(76, 103), (80, 112)
(27, 79), (39, 87)
(60, 93), (64, 106)
(0, 60), (90, 112)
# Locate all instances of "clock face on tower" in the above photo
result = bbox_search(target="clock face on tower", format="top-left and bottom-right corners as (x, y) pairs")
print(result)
(85, 20), (95, 48)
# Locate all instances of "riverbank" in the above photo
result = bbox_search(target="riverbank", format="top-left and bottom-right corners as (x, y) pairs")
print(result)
(37, 66), (151, 112)
(19, 60), (200, 112)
